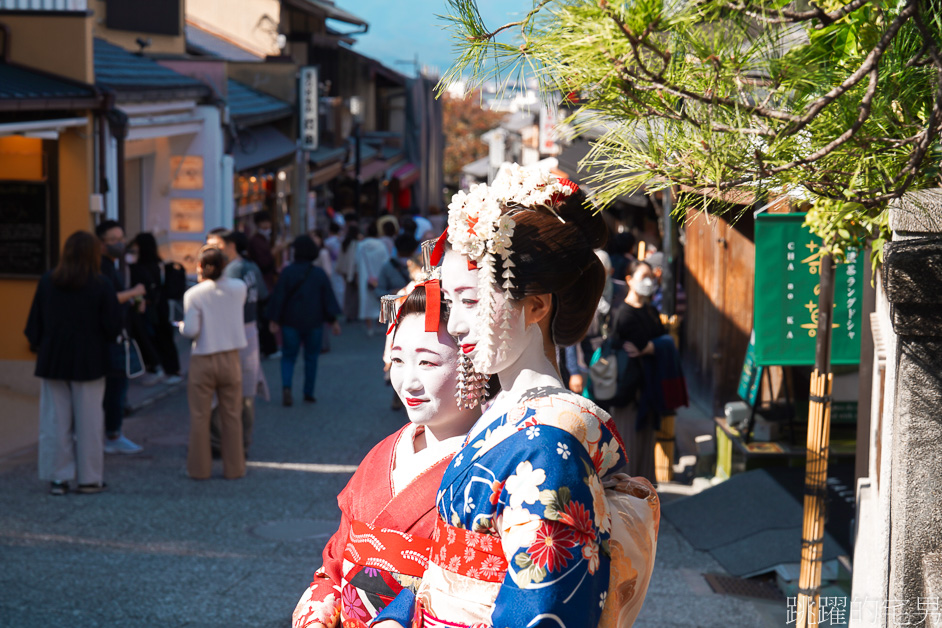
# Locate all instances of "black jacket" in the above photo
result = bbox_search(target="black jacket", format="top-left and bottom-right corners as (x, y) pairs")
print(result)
(266, 262), (340, 332)
(24, 272), (122, 381)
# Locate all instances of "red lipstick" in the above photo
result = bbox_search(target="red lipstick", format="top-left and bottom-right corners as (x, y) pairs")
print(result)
(461, 344), (476, 354)
(406, 398), (427, 407)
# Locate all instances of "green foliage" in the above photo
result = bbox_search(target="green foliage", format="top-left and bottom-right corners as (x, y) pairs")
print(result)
(440, 0), (942, 256)
(804, 199), (891, 274)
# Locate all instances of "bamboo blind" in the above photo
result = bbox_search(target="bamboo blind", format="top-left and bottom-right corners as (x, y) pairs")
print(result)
(797, 369), (833, 628)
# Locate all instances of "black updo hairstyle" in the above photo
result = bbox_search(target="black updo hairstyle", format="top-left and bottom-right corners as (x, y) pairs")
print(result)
(498, 187), (608, 346)
(198, 245), (226, 281)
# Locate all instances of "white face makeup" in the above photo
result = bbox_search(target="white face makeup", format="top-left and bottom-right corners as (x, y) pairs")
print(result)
(441, 248), (531, 375)
(389, 314), (468, 436)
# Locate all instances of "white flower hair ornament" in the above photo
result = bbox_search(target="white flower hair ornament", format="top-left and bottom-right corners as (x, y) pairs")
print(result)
(430, 163), (579, 377)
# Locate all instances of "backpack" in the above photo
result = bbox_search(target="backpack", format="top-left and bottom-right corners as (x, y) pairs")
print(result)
(161, 261), (187, 301)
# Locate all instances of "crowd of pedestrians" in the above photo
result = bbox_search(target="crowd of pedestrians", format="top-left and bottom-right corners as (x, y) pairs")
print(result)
(24, 209), (431, 493)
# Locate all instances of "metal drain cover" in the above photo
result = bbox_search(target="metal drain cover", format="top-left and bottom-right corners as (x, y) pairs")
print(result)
(704, 573), (784, 601)
(249, 519), (337, 542)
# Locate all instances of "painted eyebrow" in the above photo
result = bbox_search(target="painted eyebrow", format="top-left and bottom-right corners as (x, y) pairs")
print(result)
(415, 348), (443, 357)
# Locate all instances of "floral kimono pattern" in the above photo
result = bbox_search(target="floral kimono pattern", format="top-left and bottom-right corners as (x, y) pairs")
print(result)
(293, 425), (453, 628)
(376, 390), (631, 628)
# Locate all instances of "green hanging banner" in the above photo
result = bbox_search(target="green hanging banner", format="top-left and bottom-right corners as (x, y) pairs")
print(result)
(754, 213), (863, 366)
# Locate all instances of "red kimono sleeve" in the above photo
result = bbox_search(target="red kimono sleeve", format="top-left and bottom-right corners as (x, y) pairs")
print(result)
(292, 482), (357, 628)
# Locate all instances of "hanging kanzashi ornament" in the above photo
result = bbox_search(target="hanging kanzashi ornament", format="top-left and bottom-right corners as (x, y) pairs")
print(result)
(444, 163), (577, 374)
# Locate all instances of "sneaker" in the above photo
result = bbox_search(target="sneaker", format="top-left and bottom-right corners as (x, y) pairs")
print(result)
(49, 481), (69, 496)
(303, 395), (316, 403)
(77, 482), (107, 494)
(104, 435), (143, 455)
(268, 351), (283, 360)
(140, 370), (165, 387)
(163, 374), (184, 385)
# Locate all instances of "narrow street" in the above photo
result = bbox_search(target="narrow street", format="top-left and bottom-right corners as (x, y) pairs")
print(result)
(0, 326), (780, 627)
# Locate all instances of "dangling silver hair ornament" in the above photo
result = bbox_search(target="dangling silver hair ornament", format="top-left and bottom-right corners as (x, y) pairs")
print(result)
(455, 352), (489, 410)
(379, 294), (406, 335)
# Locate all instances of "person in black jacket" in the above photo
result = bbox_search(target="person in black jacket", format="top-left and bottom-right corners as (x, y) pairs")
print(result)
(610, 260), (666, 482)
(267, 235), (341, 407)
(25, 231), (122, 495)
(128, 232), (183, 384)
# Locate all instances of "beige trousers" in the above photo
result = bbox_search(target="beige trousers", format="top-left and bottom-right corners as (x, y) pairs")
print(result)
(38, 377), (105, 485)
(187, 350), (244, 479)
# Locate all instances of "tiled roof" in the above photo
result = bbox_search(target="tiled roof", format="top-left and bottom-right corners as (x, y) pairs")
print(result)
(227, 79), (292, 125)
(0, 63), (99, 109)
(185, 23), (264, 62)
(94, 38), (209, 99)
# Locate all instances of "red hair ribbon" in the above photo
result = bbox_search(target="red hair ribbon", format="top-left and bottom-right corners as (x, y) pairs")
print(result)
(385, 280), (442, 336)
(430, 229), (448, 266)
(416, 279), (441, 333)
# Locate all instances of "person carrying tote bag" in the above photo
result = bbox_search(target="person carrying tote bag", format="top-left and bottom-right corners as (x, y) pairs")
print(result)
(178, 246), (247, 480)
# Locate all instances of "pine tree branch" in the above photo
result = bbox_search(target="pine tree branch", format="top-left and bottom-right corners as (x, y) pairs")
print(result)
(715, 0), (870, 26)
(780, 0), (918, 137)
(467, 0), (553, 41)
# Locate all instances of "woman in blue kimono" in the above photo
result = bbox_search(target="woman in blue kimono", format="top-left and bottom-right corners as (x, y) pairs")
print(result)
(375, 165), (659, 628)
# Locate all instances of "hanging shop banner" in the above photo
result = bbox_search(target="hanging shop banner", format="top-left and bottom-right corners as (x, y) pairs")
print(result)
(738, 330), (763, 406)
(754, 213), (863, 366)
(299, 67), (319, 151)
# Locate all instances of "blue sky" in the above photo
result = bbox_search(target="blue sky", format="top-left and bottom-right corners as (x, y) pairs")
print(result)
(334, 0), (531, 78)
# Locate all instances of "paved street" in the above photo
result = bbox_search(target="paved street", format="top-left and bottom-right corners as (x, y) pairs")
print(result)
(0, 326), (781, 627)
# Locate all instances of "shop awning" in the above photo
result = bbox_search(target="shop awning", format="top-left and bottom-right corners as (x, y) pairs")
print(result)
(310, 160), (344, 187)
(357, 157), (391, 183)
(391, 162), (420, 188)
(0, 64), (100, 112)
(228, 79), (292, 126)
(232, 124), (297, 172)
(0, 116), (88, 139)
(309, 144), (347, 166)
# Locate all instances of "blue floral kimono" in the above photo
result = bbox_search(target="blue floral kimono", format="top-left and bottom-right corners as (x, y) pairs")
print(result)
(377, 389), (629, 628)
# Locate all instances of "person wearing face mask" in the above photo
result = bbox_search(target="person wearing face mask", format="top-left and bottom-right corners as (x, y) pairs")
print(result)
(95, 220), (147, 455)
(609, 261), (667, 482)
(128, 233), (184, 385)
(247, 211), (283, 358)
(291, 286), (481, 628)
(373, 166), (658, 628)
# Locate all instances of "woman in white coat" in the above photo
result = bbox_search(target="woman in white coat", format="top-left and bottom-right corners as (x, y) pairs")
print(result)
(355, 222), (390, 336)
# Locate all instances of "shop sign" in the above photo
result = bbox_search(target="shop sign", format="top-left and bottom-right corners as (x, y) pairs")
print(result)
(299, 67), (319, 151)
(754, 213), (863, 366)
(538, 102), (559, 155)
(170, 198), (205, 233)
(170, 156), (204, 190)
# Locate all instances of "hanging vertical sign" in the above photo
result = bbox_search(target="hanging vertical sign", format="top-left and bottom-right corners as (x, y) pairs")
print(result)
(753, 213), (863, 366)
(538, 102), (559, 155)
(299, 67), (319, 151)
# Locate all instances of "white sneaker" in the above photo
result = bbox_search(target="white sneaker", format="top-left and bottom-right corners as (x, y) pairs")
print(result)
(104, 435), (143, 455)
(139, 371), (165, 387)
(163, 374), (184, 385)
(267, 351), (282, 360)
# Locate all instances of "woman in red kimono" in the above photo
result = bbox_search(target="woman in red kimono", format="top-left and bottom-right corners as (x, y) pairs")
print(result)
(292, 284), (481, 628)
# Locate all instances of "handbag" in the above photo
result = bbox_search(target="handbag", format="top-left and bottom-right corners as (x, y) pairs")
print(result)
(109, 331), (146, 379)
(588, 338), (618, 402)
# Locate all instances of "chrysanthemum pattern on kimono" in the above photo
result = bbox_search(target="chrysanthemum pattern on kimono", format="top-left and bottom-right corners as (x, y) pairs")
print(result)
(430, 391), (628, 627)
